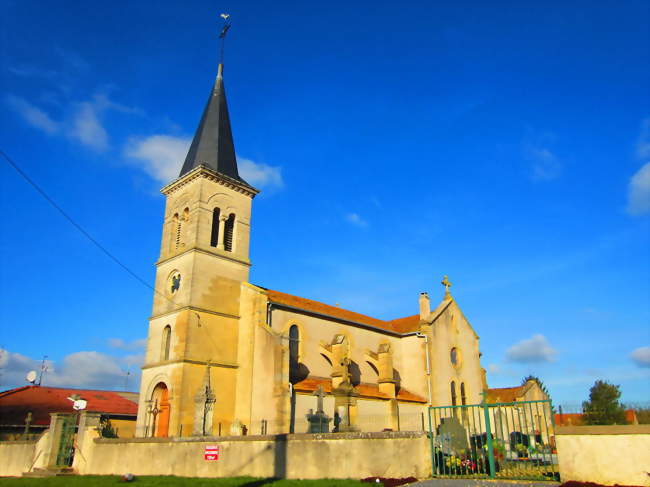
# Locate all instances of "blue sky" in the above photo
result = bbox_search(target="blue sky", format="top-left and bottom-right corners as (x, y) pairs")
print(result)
(1, 0), (649, 406)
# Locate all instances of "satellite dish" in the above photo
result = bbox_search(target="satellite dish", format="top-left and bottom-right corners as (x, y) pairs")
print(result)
(67, 394), (87, 411)
(72, 399), (87, 411)
(26, 371), (37, 384)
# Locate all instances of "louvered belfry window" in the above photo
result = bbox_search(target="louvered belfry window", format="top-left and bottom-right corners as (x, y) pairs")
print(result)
(210, 208), (221, 247)
(451, 381), (457, 406)
(224, 213), (235, 252)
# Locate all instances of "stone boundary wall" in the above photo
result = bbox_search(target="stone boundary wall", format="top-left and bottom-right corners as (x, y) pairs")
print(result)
(75, 431), (431, 479)
(555, 424), (650, 487)
(0, 432), (51, 477)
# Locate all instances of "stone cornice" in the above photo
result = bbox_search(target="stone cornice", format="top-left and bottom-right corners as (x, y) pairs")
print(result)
(161, 165), (259, 198)
(141, 358), (239, 370)
(156, 246), (251, 268)
(149, 304), (240, 321)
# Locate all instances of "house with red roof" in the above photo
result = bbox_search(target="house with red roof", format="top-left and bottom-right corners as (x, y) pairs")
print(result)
(0, 385), (138, 439)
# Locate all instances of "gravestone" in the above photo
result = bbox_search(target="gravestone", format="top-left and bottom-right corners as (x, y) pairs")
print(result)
(306, 386), (330, 433)
(437, 416), (469, 453)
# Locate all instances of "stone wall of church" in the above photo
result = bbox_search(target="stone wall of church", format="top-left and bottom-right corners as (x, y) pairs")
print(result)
(267, 307), (427, 400)
(427, 301), (484, 407)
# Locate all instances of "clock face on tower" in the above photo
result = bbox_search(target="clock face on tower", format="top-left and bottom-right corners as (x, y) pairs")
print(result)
(168, 271), (181, 295)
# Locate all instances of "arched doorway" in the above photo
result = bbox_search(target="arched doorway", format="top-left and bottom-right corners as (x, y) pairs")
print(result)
(150, 382), (170, 437)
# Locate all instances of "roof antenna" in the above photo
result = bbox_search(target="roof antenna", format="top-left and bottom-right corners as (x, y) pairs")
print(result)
(38, 355), (48, 386)
(219, 13), (231, 67)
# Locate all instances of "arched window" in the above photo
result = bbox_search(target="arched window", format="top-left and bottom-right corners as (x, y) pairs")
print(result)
(224, 214), (235, 252)
(170, 213), (179, 251)
(162, 325), (171, 361)
(451, 381), (457, 406)
(289, 325), (299, 377)
(450, 347), (458, 366)
(210, 208), (221, 247)
(460, 382), (467, 405)
(175, 214), (182, 249)
(288, 325), (300, 434)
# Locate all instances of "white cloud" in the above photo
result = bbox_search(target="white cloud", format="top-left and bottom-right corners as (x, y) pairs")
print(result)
(5, 94), (60, 134)
(124, 136), (285, 190)
(627, 162), (650, 215)
(506, 334), (557, 363)
(630, 346), (650, 368)
(527, 147), (562, 181)
(68, 101), (109, 151)
(124, 134), (190, 183)
(523, 131), (562, 182)
(5, 91), (138, 153)
(487, 364), (501, 374)
(345, 212), (368, 227)
(0, 347), (139, 391)
(108, 338), (146, 351)
(237, 157), (284, 190)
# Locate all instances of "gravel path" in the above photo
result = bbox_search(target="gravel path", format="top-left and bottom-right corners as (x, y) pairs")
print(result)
(411, 480), (560, 487)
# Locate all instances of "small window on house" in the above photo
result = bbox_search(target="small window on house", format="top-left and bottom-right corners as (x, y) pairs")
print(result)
(210, 208), (221, 247)
(162, 325), (171, 361)
(224, 213), (235, 252)
(451, 381), (457, 406)
(460, 382), (467, 405)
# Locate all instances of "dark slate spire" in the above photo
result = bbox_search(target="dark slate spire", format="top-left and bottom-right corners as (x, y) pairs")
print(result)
(179, 64), (247, 184)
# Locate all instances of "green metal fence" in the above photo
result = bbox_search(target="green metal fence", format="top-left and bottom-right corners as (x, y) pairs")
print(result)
(428, 400), (559, 481)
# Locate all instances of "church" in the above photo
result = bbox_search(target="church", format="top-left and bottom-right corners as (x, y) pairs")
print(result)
(135, 62), (488, 438)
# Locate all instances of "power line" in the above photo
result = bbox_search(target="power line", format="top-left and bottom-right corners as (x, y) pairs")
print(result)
(2, 149), (226, 368)
(0, 148), (164, 300)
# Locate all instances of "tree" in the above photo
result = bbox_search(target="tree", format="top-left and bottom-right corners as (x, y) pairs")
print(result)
(582, 380), (627, 425)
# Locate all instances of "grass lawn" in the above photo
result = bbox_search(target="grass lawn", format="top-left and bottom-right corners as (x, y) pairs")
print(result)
(0, 477), (365, 487)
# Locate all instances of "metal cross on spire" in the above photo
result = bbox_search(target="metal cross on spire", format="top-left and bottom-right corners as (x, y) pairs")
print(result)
(218, 13), (231, 65)
(441, 275), (452, 297)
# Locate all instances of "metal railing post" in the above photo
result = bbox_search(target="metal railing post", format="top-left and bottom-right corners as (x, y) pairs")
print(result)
(482, 402), (496, 479)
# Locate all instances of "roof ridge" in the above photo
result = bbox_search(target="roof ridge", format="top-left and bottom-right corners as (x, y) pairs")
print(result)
(265, 288), (421, 334)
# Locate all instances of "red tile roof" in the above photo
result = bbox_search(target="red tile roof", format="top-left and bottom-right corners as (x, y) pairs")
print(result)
(485, 385), (528, 403)
(294, 376), (427, 404)
(266, 289), (421, 334)
(0, 386), (138, 426)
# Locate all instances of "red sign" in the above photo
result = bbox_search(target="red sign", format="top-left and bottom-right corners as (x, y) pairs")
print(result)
(204, 445), (220, 461)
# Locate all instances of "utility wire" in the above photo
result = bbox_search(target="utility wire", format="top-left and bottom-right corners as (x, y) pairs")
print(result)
(0, 148), (162, 299)
(1, 149), (225, 357)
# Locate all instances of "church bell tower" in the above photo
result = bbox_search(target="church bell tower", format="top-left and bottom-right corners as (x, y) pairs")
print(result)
(136, 62), (259, 437)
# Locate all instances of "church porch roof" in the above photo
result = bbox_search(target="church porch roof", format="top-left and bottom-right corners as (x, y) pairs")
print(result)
(294, 376), (427, 404)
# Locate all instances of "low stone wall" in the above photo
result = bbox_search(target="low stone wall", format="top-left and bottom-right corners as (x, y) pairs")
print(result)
(0, 432), (50, 477)
(0, 440), (37, 476)
(555, 425), (650, 486)
(74, 431), (431, 479)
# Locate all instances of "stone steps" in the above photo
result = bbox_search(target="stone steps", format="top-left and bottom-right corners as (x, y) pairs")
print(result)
(23, 467), (76, 477)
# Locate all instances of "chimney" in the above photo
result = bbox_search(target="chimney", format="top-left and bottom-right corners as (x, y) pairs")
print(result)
(419, 292), (430, 320)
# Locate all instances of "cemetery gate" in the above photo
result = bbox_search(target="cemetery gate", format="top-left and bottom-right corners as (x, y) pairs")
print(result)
(427, 400), (559, 481)
(55, 415), (76, 467)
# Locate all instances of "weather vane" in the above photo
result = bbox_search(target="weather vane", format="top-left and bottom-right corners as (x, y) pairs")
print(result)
(219, 13), (231, 65)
